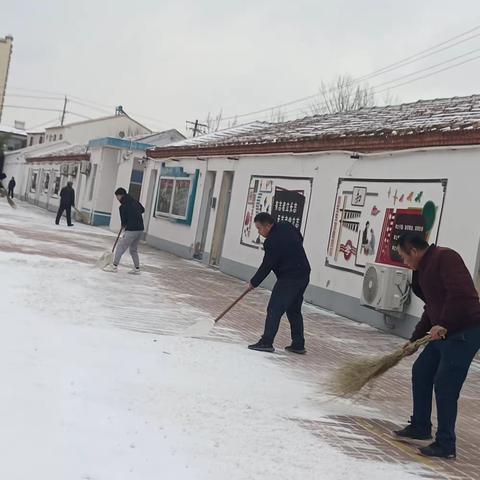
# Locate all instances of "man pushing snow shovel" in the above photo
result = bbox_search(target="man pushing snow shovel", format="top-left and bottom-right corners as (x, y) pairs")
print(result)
(247, 212), (311, 354)
(103, 187), (145, 274)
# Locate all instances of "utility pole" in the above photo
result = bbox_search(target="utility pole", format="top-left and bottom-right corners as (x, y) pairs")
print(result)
(186, 119), (208, 137)
(60, 96), (67, 125)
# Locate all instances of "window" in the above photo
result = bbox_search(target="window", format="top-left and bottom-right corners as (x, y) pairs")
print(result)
(39, 136), (44, 144)
(30, 171), (38, 192)
(128, 169), (144, 202)
(155, 177), (192, 220)
(53, 134), (57, 141)
(43, 172), (50, 193)
(29, 137), (33, 146)
(59, 134), (63, 140)
(52, 175), (61, 196)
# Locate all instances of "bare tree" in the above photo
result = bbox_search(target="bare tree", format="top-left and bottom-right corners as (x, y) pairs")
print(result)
(269, 108), (286, 123)
(310, 74), (375, 115)
(205, 109), (223, 133)
(380, 90), (401, 106)
(204, 109), (240, 133)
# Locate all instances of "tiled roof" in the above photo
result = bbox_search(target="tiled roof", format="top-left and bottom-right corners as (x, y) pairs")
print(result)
(170, 121), (271, 146)
(199, 95), (480, 147)
(27, 144), (89, 161)
(147, 94), (480, 157)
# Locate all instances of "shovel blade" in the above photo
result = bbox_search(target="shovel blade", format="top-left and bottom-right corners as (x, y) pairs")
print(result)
(182, 318), (215, 338)
(96, 251), (113, 269)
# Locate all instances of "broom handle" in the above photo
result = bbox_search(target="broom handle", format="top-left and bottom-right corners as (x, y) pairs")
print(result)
(404, 327), (447, 356)
(112, 228), (123, 252)
(214, 289), (250, 324)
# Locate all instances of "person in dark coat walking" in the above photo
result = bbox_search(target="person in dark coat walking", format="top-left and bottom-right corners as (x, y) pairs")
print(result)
(103, 187), (145, 274)
(247, 212), (311, 353)
(8, 177), (16, 198)
(394, 232), (480, 459)
(55, 181), (75, 226)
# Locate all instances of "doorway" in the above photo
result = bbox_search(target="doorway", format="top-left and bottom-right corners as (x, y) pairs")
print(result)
(143, 169), (158, 234)
(194, 171), (216, 260)
(209, 171), (234, 267)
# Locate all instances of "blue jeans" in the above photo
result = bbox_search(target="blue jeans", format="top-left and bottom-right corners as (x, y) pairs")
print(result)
(411, 325), (480, 449)
(262, 277), (309, 348)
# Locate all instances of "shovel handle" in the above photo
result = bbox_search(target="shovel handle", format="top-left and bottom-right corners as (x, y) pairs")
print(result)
(112, 228), (124, 252)
(214, 288), (251, 323)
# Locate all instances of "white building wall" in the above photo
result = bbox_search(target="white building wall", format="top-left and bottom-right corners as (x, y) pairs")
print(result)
(45, 116), (151, 145)
(144, 145), (480, 338)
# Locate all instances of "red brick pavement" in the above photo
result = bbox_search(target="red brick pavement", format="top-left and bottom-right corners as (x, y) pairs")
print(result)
(2, 205), (480, 480)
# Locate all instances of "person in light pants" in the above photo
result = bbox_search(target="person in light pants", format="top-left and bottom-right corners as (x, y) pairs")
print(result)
(103, 187), (145, 274)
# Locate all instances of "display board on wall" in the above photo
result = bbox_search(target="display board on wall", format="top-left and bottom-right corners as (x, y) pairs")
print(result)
(241, 175), (313, 249)
(326, 178), (447, 274)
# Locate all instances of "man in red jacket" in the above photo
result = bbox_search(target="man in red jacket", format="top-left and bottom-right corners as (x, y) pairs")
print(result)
(393, 233), (480, 459)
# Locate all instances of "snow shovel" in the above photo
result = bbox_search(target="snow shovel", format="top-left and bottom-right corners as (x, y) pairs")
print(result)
(74, 207), (89, 224)
(96, 228), (123, 268)
(0, 189), (15, 208)
(183, 287), (251, 337)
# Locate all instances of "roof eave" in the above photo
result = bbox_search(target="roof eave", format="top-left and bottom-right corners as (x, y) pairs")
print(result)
(146, 129), (480, 159)
(26, 153), (90, 163)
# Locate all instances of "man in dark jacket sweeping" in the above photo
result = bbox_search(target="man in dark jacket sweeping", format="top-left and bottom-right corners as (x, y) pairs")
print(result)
(55, 181), (75, 226)
(394, 232), (480, 459)
(247, 212), (311, 354)
(103, 187), (145, 274)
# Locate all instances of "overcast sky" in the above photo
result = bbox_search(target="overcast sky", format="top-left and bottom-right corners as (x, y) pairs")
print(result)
(2, 0), (480, 134)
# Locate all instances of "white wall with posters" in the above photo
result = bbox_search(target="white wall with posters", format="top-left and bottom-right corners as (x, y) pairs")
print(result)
(326, 178), (447, 275)
(240, 175), (313, 249)
(141, 145), (480, 337)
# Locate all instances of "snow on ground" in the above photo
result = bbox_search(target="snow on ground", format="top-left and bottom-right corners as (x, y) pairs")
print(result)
(0, 201), (425, 479)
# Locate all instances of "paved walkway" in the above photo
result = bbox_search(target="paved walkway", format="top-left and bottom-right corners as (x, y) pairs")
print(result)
(2, 201), (480, 479)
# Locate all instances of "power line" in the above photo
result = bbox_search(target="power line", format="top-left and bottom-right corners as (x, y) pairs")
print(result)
(5, 93), (64, 101)
(219, 22), (480, 123)
(280, 51), (480, 121)
(2, 105), (63, 113)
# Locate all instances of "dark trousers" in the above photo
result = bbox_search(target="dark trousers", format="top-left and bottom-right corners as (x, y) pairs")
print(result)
(8, 188), (14, 198)
(262, 276), (309, 347)
(411, 325), (480, 449)
(55, 204), (72, 225)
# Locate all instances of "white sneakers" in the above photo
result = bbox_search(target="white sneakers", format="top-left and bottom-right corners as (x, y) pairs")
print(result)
(102, 264), (118, 273)
(103, 265), (140, 274)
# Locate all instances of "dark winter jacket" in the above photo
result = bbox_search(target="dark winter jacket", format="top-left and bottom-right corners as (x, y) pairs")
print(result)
(410, 245), (480, 341)
(119, 194), (145, 231)
(59, 185), (75, 207)
(250, 221), (311, 288)
(8, 179), (15, 190)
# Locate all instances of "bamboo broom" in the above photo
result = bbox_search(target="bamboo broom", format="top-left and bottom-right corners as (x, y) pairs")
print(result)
(329, 329), (446, 397)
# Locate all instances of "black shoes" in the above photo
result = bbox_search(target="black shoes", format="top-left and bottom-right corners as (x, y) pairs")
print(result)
(393, 423), (432, 441)
(248, 340), (275, 353)
(285, 345), (306, 354)
(419, 442), (456, 459)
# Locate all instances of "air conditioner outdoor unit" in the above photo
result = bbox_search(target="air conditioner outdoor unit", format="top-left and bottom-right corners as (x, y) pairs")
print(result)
(68, 164), (78, 176)
(80, 161), (91, 175)
(60, 164), (69, 176)
(360, 262), (411, 312)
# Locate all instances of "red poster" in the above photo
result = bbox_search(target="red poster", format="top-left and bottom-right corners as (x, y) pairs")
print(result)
(375, 208), (425, 267)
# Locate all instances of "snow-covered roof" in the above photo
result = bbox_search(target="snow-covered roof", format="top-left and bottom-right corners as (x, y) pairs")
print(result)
(127, 129), (186, 146)
(45, 113), (152, 134)
(26, 144), (88, 160)
(148, 94), (480, 158)
(4, 140), (70, 156)
(170, 121), (271, 147)
(0, 124), (27, 137)
(196, 95), (480, 146)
